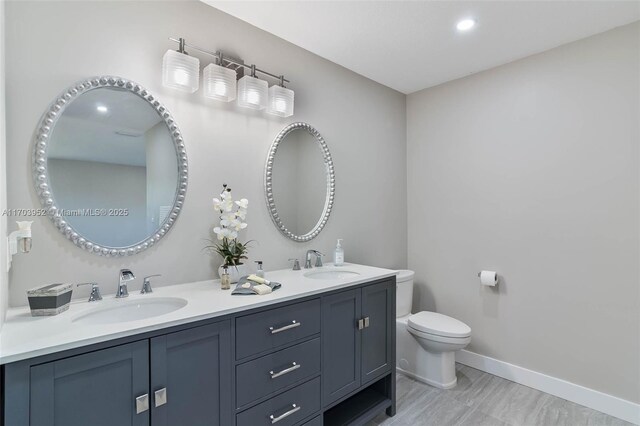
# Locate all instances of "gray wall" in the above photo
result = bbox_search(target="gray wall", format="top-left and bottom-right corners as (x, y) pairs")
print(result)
(4, 1), (407, 306)
(407, 22), (639, 403)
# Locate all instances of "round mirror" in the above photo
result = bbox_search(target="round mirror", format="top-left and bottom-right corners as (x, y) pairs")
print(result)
(33, 76), (188, 257)
(265, 122), (335, 242)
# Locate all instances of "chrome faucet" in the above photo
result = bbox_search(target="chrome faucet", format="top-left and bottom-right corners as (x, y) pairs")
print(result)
(117, 269), (135, 298)
(304, 250), (324, 269)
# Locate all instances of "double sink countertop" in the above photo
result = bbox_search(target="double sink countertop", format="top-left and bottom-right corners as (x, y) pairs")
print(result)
(0, 263), (397, 365)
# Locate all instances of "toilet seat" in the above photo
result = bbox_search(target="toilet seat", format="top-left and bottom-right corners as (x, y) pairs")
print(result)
(408, 311), (471, 338)
(407, 327), (471, 345)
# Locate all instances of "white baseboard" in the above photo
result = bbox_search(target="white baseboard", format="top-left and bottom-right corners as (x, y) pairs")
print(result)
(456, 349), (640, 425)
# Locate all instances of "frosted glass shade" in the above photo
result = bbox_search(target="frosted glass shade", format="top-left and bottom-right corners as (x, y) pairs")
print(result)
(267, 85), (294, 117)
(237, 75), (268, 110)
(162, 50), (200, 93)
(203, 63), (237, 102)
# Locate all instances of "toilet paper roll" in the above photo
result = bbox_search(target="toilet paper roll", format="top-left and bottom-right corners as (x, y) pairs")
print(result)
(479, 270), (498, 287)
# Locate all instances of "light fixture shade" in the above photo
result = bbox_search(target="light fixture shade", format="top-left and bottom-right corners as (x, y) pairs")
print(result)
(162, 49), (200, 93)
(267, 85), (294, 117)
(237, 75), (268, 110)
(203, 63), (237, 102)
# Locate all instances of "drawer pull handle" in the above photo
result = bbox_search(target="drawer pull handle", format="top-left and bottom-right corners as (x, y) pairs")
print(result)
(270, 362), (301, 379)
(135, 394), (149, 414)
(270, 320), (300, 334)
(270, 404), (301, 424)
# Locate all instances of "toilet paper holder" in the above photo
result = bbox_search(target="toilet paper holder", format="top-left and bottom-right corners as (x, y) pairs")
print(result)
(478, 270), (499, 287)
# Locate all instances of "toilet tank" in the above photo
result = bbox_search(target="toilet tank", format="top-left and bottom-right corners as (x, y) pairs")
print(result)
(396, 270), (415, 317)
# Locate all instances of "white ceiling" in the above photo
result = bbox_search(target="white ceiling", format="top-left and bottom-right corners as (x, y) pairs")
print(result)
(205, 1), (640, 94)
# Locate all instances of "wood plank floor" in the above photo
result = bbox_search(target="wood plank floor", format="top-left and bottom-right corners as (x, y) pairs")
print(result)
(370, 364), (632, 426)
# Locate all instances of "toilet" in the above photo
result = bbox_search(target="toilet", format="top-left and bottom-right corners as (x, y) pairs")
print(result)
(395, 270), (471, 389)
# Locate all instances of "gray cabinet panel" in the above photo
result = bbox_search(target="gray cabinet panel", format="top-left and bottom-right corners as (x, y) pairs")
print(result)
(302, 415), (323, 426)
(236, 377), (321, 426)
(30, 341), (149, 426)
(236, 299), (321, 360)
(236, 337), (321, 408)
(361, 280), (394, 385)
(322, 289), (361, 406)
(151, 321), (232, 426)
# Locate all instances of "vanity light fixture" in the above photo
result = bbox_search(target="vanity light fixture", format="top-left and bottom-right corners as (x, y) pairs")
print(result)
(203, 53), (237, 102)
(162, 38), (200, 93)
(237, 65), (268, 110)
(267, 77), (294, 117)
(456, 18), (476, 31)
(165, 37), (293, 116)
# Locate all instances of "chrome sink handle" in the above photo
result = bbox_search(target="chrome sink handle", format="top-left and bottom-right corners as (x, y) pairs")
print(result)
(77, 282), (102, 302)
(141, 274), (161, 294)
(288, 258), (301, 271)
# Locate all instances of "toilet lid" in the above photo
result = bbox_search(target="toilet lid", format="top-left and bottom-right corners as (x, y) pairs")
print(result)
(408, 312), (471, 338)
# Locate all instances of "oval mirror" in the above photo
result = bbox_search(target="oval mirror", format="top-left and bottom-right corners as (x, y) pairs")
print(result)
(33, 76), (188, 257)
(265, 122), (335, 242)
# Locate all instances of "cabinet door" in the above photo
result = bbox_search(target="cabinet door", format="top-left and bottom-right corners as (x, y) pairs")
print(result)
(150, 321), (232, 426)
(30, 341), (149, 426)
(361, 280), (395, 385)
(321, 289), (361, 406)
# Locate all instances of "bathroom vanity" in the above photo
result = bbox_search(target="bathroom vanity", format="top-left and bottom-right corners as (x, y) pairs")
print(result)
(0, 264), (396, 426)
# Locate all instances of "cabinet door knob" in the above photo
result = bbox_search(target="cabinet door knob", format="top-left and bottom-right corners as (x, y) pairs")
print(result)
(357, 318), (364, 330)
(135, 394), (149, 414)
(154, 387), (167, 407)
(364, 316), (370, 328)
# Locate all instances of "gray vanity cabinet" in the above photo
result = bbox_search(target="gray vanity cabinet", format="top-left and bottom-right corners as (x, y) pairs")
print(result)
(322, 279), (395, 407)
(150, 322), (232, 426)
(29, 341), (150, 426)
(4, 276), (396, 426)
(25, 321), (231, 426)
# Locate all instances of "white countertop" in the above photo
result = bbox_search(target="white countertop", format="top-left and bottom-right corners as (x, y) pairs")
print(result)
(0, 263), (397, 365)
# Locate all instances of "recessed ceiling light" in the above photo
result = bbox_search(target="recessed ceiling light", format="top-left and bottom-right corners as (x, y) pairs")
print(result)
(96, 105), (108, 113)
(456, 19), (476, 32)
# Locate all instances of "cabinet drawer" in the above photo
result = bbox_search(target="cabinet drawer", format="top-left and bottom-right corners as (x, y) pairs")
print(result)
(237, 338), (321, 408)
(236, 299), (321, 359)
(236, 377), (321, 426)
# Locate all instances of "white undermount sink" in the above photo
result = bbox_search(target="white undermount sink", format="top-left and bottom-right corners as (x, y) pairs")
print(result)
(72, 297), (188, 325)
(304, 269), (361, 280)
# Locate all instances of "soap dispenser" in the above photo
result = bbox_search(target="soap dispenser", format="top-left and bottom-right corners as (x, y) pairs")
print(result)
(334, 239), (344, 266)
(220, 266), (231, 290)
(255, 261), (265, 278)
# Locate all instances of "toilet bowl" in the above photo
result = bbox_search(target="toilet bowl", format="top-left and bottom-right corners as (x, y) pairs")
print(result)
(395, 270), (471, 389)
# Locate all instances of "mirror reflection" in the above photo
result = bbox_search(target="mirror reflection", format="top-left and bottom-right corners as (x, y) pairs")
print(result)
(268, 124), (333, 240)
(46, 87), (179, 248)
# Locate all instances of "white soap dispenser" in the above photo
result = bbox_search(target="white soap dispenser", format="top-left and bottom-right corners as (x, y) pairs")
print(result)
(333, 239), (344, 266)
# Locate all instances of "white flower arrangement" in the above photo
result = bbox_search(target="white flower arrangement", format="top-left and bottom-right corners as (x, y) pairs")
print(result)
(207, 184), (251, 267)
